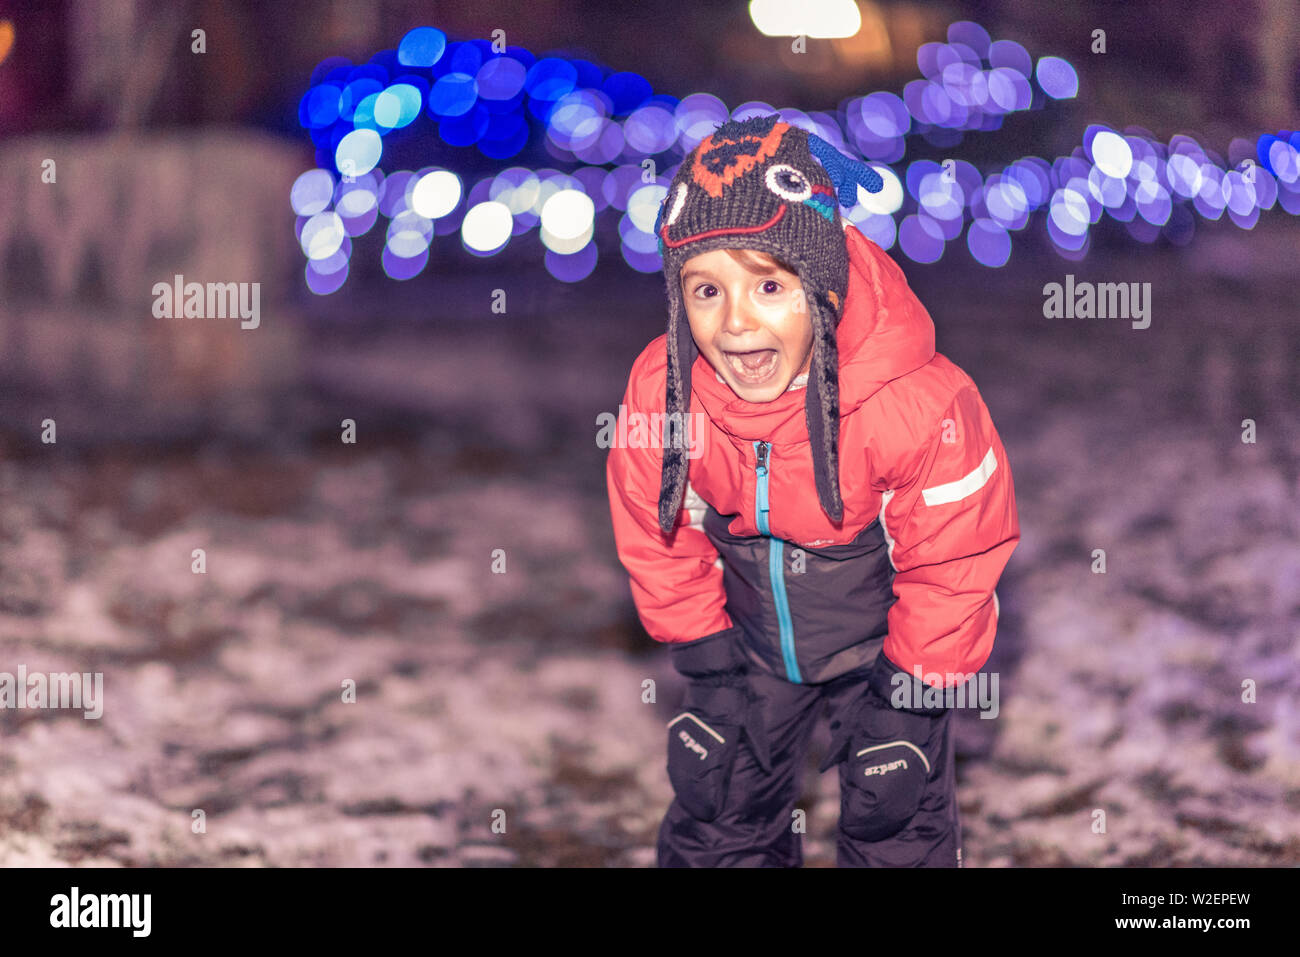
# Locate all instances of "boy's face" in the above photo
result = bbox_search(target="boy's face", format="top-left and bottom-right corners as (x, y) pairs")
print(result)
(679, 248), (813, 403)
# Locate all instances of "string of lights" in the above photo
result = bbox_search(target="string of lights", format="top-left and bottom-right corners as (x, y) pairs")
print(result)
(290, 21), (1300, 293)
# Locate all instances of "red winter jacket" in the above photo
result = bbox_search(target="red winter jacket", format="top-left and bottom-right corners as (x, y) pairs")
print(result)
(606, 224), (1019, 686)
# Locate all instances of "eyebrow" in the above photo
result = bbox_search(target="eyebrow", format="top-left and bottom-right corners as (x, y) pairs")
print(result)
(680, 265), (787, 285)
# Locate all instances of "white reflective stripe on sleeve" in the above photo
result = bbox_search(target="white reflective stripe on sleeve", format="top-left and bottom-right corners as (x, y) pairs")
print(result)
(878, 489), (898, 571)
(921, 446), (997, 507)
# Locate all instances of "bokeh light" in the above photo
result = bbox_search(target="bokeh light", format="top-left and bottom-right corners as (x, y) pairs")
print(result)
(292, 21), (1300, 289)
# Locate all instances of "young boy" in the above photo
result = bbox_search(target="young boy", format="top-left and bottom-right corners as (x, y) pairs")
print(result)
(606, 114), (1020, 867)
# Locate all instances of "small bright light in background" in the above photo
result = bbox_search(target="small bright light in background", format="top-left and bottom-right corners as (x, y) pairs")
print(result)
(844, 205), (897, 250)
(539, 189), (595, 254)
(410, 170), (462, 218)
(0, 20), (15, 69)
(855, 165), (903, 215)
(983, 175), (1030, 228)
(373, 83), (423, 129)
(386, 210), (433, 259)
(1086, 166), (1127, 208)
(527, 172), (572, 216)
(300, 211), (346, 259)
(492, 167), (542, 215)
(1268, 139), (1300, 183)
(675, 93), (730, 149)
(546, 242), (598, 282)
(291, 169), (335, 216)
(461, 201), (514, 252)
(335, 128), (383, 176)
(749, 0), (861, 38)
(1035, 56), (1078, 99)
(1088, 129), (1132, 178)
(396, 26), (447, 68)
(967, 218), (1011, 268)
(625, 104), (678, 155)
(1049, 187), (1090, 236)
(627, 184), (668, 233)
(306, 258), (349, 295)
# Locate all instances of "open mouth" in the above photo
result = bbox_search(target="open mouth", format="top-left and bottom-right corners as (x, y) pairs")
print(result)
(723, 349), (779, 385)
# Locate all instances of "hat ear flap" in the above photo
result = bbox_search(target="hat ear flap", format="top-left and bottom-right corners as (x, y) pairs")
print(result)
(804, 285), (843, 523)
(807, 133), (885, 208)
(659, 280), (697, 534)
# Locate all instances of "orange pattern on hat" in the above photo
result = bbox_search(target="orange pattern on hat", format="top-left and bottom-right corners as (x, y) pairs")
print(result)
(690, 121), (789, 199)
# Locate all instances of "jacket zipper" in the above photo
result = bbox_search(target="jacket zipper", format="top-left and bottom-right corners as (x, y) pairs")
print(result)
(753, 441), (801, 684)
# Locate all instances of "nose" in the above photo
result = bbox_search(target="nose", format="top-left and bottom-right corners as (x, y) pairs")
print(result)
(720, 286), (760, 336)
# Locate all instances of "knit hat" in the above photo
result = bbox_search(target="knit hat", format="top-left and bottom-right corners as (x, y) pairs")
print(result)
(653, 113), (884, 534)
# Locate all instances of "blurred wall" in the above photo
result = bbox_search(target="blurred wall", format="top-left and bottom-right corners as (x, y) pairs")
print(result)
(0, 130), (306, 442)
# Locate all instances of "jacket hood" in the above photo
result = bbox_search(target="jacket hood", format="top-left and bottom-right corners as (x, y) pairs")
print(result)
(689, 224), (937, 443)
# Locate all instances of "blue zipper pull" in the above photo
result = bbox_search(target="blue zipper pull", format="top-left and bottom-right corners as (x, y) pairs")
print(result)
(754, 441), (770, 526)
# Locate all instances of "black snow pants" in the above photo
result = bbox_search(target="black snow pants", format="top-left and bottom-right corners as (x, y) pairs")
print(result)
(657, 659), (962, 867)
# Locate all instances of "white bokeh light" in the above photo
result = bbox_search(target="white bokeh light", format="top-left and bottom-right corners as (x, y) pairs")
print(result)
(461, 201), (514, 251)
(627, 184), (668, 233)
(855, 165), (903, 215)
(540, 189), (595, 242)
(300, 211), (346, 260)
(410, 170), (463, 219)
(1091, 131), (1133, 179)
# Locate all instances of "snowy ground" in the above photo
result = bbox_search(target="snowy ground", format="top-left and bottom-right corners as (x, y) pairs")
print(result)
(1, 222), (1297, 867)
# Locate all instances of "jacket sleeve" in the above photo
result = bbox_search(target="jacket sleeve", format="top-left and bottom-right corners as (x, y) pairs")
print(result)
(876, 382), (1019, 686)
(606, 352), (733, 645)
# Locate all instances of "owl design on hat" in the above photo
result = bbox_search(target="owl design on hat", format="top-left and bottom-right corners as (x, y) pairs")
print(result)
(653, 113), (886, 535)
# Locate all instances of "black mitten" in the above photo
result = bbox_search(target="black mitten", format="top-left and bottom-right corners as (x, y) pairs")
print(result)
(665, 626), (773, 822)
(819, 652), (947, 841)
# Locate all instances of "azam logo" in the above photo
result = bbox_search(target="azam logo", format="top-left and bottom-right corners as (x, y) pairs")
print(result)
(863, 757), (908, 777)
(677, 729), (708, 761)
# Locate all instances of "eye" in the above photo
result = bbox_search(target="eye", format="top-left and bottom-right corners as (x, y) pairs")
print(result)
(664, 182), (688, 228)
(692, 283), (718, 299)
(759, 279), (782, 294)
(764, 163), (812, 202)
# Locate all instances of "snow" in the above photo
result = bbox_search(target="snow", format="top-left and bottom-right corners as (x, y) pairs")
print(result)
(1, 220), (1298, 866)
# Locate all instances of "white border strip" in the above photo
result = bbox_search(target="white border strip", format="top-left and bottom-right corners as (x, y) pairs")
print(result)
(922, 446), (997, 507)
(667, 712), (726, 744)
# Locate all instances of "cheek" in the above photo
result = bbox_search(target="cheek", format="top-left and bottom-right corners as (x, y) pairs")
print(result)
(779, 310), (814, 355)
(683, 301), (717, 342)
